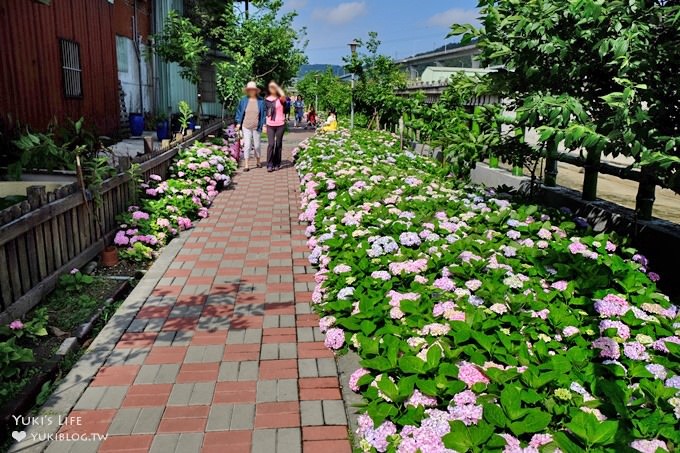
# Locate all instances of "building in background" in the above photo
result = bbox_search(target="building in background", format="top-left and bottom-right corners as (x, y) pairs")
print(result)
(398, 43), (482, 80)
(0, 0), (120, 135)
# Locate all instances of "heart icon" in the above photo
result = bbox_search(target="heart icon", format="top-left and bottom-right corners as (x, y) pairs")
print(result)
(12, 431), (27, 442)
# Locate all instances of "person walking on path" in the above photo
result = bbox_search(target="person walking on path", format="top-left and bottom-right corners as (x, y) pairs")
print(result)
(293, 95), (305, 127)
(284, 95), (292, 121)
(265, 81), (287, 172)
(307, 107), (317, 129)
(234, 81), (266, 171)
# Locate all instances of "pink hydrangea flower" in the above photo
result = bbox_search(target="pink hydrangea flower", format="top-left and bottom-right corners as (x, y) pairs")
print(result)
(630, 439), (668, 453)
(178, 217), (192, 230)
(568, 241), (587, 254)
(449, 402), (483, 426)
(623, 342), (649, 361)
(551, 280), (568, 291)
(114, 230), (130, 246)
(324, 328), (345, 350)
(529, 434), (553, 448)
(349, 368), (371, 392)
(318, 316), (336, 333)
(406, 390), (438, 408)
(453, 390), (477, 406)
(433, 277), (455, 291)
(592, 337), (620, 359)
(457, 362), (489, 387)
(465, 279), (482, 292)
(599, 320), (630, 340)
(420, 323), (450, 336)
(132, 211), (149, 221)
(594, 294), (629, 317)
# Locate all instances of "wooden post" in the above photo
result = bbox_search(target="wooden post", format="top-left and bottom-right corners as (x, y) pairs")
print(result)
(143, 136), (154, 154)
(544, 141), (558, 187)
(118, 156), (131, 172)
(582, 149), (601, 201)
(399, 117), (404, 150)
(635, 167), (656, 220)
(26, 185), (46, 210)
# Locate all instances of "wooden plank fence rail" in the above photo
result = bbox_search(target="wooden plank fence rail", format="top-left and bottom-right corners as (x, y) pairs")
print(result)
(0, 119), (227, 323)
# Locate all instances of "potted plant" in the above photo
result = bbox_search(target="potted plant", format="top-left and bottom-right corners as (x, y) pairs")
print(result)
(155, 113), (170, 141)
(129, 113), (144, 137)
(178, 101), (193, 136)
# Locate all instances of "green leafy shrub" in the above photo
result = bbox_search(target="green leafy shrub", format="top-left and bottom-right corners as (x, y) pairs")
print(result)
(295, 128), (680, 452)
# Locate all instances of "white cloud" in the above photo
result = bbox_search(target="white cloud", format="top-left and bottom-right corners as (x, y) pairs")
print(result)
(427, 8), (479, 28)
(312, 2), (367, 25)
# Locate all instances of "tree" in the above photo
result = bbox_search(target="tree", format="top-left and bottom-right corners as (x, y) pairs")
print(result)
(451, 0), (680, 216)
(296, 69), (351, 114)
(345, 32), (407, 128)
(154, 10), (208, 86)
(154, 0), (307, 111)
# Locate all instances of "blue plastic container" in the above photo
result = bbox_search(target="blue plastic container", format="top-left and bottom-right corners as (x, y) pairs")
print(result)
(129, 113), (144, 136)
(188, 118), (196, 130)
(156, 120), (170, 140)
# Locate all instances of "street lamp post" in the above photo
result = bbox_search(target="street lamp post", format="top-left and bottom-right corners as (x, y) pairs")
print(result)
(348, 40), (359, 129)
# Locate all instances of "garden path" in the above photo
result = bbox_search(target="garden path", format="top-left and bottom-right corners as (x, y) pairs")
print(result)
(45, 130), (351, 453)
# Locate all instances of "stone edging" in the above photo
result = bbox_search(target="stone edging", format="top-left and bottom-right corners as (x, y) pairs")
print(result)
(9, 232), (189, 453)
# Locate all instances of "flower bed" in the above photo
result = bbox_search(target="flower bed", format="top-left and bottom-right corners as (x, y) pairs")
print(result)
(114, 138), (237, 261)
(295, 129), (680, 453)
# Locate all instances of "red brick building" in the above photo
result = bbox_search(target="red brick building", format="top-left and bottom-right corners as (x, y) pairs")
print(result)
(0, 0), (121, 135)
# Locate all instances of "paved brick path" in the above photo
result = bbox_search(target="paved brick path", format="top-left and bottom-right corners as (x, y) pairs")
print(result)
(47, 132), (351, 453)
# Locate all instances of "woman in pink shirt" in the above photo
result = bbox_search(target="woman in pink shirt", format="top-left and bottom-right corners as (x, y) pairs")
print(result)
(265, 81), (287, 172)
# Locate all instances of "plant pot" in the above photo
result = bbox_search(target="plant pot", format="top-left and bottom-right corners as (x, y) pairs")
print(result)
(100, 246), (119, 267)
(156, 120), (170, 140)
(512, 165), (524, 177)
(488, 155), (499, 168)
(129, 113), (144, 137)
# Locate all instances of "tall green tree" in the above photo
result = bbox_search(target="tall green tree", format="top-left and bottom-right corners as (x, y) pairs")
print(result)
(154, 10), (208, 86)
(155, 0), (307, 111)
(451, 0), (680, 215)
(296, 69), (351, 114)
(345, 32), (407, 128)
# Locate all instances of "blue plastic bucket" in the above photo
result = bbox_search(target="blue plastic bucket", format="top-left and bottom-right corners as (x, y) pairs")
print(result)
(129, 113), (144, 136)
(156, 120), (170, 140)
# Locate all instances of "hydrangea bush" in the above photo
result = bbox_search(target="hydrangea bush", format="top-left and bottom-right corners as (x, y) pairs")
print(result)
(113, 139), (237, 261)
(294, 129), (680, 452)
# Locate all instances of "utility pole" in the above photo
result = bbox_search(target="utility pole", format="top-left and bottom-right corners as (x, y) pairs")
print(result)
(235, 0), (250, 19)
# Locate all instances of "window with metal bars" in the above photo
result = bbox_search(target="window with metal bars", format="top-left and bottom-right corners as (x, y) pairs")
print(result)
(59, 39), (83, 98)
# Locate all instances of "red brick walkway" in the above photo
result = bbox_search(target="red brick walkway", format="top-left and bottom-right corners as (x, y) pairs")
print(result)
(46, 132), (351, 453)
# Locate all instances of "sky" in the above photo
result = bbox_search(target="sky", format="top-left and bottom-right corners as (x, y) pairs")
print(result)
(280, 1), (480, 65)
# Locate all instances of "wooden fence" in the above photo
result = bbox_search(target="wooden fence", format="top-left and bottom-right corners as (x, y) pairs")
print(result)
(0, 120), (226, 323)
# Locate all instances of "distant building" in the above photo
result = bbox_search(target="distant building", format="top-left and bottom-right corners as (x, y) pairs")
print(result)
(399, 67), (499, 105)
(398, 43), (482, 79)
